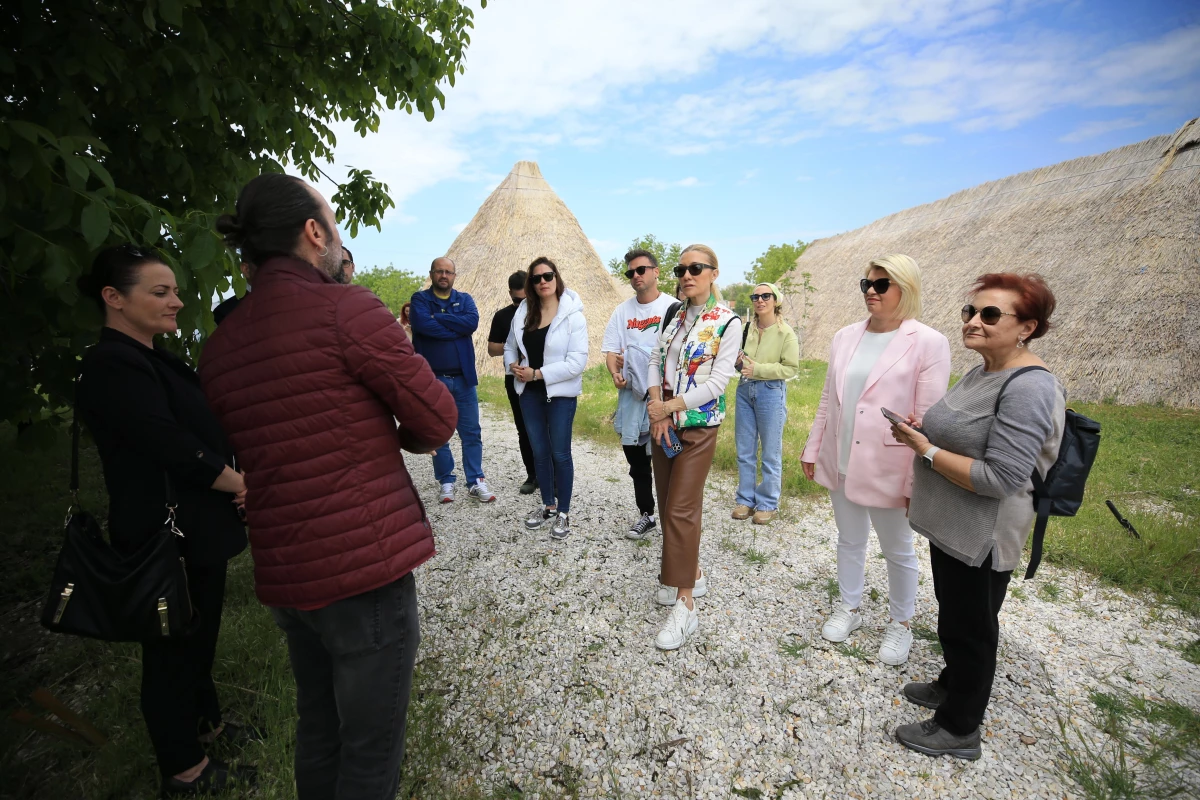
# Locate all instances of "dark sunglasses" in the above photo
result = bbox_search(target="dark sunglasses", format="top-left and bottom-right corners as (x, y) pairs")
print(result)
(749, 293), (775, 302)
(530, 272), (556, 284)
(961, 304), (1019, 325)
(673, 263), (715, 278)
(859, 277), (891, 294)
(624, 265), (655, 279)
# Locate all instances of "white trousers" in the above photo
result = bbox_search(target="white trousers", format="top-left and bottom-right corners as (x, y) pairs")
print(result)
(829, 475), (918, 623)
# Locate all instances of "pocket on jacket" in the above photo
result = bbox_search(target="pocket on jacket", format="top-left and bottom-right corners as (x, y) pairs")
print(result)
(882, 427), (907, 447)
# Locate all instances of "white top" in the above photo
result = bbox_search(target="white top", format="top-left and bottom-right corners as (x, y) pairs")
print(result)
(601, 293), (678, 355)
(662, 302), (743, 410)
(503, 289), (590, 399)
(838, 329), (899, 474)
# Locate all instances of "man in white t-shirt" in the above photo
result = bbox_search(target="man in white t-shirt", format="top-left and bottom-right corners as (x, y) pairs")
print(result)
(602, 249), (680, 540)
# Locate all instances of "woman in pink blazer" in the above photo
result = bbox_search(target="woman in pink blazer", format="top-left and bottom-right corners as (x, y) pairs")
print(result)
(801, 254), (950, 666)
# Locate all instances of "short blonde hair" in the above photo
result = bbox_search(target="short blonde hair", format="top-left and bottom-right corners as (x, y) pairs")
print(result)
(866, 253), (922, 320)
(681, 243), (720, 300)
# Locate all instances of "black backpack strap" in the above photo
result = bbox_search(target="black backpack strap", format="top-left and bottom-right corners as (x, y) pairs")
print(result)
(741, 319), (750, 350)
(993, 365), (1049, 415)
(662, 301), (682, 330)
(1025, 485), (1051, 580)
(70, 376), (81, 500)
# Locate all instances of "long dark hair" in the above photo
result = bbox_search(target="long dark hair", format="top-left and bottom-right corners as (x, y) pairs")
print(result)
(523, 256), (564, 331)
(216, 173), (330, 266)
(77, 244), (163, 311)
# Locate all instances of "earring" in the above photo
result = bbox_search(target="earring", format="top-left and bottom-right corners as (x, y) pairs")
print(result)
(318, 246), (329, 258)
(1017, 338), (1025, 348)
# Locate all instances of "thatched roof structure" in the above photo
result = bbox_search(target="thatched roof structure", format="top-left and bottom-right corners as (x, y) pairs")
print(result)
(783, 118), (1200, 407)
(444, 161), (632, 378)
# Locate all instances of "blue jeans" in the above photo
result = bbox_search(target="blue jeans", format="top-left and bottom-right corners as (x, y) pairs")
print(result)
(271, 573), (421, 800)
(431, 374), (484, 485)
(735, 379), (788, 511)
(519, 382), (577, 514)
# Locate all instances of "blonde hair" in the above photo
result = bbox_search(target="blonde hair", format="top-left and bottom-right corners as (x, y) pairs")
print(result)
(681, 243), (720, 300)
(866, 253), (922, 320)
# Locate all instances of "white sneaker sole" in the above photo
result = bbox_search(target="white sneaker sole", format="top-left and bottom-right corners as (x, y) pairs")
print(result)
(655, 581), (707, 606)
(469, 493), (496, 503)
(655, 616), (698, 651)
(821, 617), (862, 643)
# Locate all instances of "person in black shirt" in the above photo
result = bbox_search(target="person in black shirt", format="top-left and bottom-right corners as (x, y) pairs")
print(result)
(75, 245), (256, 796)
(487, 270), (537, 494)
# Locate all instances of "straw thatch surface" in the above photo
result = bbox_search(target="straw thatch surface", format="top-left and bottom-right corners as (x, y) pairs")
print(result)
(444, 161), (632, 378)
(783, 118), (1200, 407)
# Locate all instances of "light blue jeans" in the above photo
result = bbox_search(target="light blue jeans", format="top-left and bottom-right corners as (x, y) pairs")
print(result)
(735, 379), (787, 511)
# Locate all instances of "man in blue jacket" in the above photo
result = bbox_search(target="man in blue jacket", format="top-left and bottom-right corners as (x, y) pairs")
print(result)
(409, 257), (495, 503)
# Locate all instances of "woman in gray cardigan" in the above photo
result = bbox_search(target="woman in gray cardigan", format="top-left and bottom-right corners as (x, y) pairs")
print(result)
(888, 273), (1065, 760)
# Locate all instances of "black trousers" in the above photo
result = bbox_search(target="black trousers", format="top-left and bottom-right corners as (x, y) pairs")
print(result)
(140, 560), (227, 777)
(622, 444), (655, 516)
(505, 375), (536, 481)
(930, 541), (1012, 735)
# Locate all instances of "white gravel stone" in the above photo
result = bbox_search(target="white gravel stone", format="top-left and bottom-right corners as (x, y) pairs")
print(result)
(408, 406), (1200, 798)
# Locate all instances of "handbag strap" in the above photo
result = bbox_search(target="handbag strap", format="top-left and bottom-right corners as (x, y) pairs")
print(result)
(70, 376), (81, 499)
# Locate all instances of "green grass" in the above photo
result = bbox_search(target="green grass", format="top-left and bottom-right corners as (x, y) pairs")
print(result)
(482, 363), (1200, 613)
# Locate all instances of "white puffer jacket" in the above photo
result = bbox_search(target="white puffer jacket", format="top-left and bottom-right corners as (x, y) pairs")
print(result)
(503, 288), (589, 398)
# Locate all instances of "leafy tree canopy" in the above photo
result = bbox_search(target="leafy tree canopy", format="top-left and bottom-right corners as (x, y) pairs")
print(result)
(748, 239), (808, 287)
(723, 283), (753, 317)
(1, 0), (479, 443)
(606, 234), (682, 298)
(352, 265), (424, 318)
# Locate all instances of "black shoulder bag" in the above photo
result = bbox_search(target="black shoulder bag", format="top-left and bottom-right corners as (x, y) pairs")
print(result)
(40, 377), (196, 641)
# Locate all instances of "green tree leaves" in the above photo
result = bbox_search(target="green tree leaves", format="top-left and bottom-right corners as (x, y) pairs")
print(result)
(606, 234), (683, 297)
(352, 265), (424, 317)
(748, 239), (808, 286)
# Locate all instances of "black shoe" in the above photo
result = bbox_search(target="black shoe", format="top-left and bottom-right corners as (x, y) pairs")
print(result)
(161, 758), (258, 797)
(902, 681), (949, 710)
(895, 718), (981, 760)
(202, 720), (265, 749)
(626, 512), (656, 540)
(519, 478), (538, 495)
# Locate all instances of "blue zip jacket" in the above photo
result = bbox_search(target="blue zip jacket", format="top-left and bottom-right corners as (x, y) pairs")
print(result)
(409, 288), (479, 386)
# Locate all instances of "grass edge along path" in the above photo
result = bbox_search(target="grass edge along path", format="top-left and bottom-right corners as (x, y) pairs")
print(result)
(479, 362), (1200, 616)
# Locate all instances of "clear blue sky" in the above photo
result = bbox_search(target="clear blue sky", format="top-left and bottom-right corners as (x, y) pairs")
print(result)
(325, 0), (1200, 284)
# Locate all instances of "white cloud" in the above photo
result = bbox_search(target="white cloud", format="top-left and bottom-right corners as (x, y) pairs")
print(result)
(901, 133), (944, 145)
(1059, 117), (1145, 143)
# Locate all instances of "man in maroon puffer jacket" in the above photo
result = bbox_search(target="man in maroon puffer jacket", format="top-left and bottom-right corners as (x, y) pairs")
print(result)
(199, 173), (455, 800)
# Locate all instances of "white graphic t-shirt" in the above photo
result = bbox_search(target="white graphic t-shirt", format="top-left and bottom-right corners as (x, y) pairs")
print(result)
(601, 293), (678, 356)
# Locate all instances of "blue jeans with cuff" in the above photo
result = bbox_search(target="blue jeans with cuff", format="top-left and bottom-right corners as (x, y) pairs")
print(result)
(734, 378), (787, 511)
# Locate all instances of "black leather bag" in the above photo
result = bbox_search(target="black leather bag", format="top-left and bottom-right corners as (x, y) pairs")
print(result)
(40, 382), (196, 642)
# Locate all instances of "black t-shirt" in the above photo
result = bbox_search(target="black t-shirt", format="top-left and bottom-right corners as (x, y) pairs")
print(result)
(488, 303), (519, 344)
(523, 325), (549, 376)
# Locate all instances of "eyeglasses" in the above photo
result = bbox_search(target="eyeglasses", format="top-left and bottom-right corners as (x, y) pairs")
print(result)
(749, 293), (775, 302)
(673, 263), (715, 278)
(860, 278), (891, 294)
(530, 272), (556, 284)
(341, 259), (354, 268)
(961, 304), (1019, 325)
(624, 265), (655, 279)
(432, 269), (455, 277)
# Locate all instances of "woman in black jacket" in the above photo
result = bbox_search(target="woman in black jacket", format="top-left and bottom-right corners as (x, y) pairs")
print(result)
(76, 245), (255, 796)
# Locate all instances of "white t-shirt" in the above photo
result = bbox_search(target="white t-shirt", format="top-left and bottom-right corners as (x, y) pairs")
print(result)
(601, 293), (678, 356)
(838, 329), (899, 475)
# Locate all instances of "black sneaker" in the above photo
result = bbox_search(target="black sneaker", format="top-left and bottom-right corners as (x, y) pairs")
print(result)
(895, 718), (981, 760)
(519, 478), (538, 495)
(161, 758), (258, 797)
(902, 681), (949, 710)
(626, 513), (656, 540)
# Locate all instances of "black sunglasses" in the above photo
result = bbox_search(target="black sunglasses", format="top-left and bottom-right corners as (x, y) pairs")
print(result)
(749, 293), (775, 302)
(961, 304), (1019, 325)
(530, 272), (556, 284)
(673, 263), (715, 278)
(860, 277), (891, 294)
(624, 265), (655, 279)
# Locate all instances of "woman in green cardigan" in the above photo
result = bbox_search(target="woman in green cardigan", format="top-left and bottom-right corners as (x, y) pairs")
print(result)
(733, 283), (800, 524)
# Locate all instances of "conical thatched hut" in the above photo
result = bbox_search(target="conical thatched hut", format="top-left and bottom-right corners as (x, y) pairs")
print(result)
(783, 118), (1200, 407)
(444, 161), (632, 378)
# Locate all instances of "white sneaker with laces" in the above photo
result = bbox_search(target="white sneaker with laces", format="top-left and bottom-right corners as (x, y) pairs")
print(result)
(654, 571), (707, 606)
(438, 483), (455, 504)
(468, 479), (496, 503)
(821, 606), (862, 642)
(654, 598), (699, 650)
(878, 620), (914, 666)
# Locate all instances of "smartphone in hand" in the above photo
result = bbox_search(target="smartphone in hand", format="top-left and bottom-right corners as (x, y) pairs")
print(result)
(661, 426), (683, 458)
(881, 407), (920, 431)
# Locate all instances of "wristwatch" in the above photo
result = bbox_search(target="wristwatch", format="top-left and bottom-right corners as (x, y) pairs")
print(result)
(922, 446), (941, 467)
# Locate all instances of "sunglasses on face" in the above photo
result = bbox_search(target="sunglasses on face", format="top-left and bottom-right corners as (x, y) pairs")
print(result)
(961, 304), (1019, 325)
(860, 278), (891, 294)
(673, 263), (715, 278)
(624, 265), (655, 279)
(530, 272), (556, 284)
(749, 293), (775, 302)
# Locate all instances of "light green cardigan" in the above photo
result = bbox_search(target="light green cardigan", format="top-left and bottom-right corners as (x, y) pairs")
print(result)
(744, 319), (800, 381)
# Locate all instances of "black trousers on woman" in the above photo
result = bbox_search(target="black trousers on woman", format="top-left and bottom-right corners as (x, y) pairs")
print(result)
(140, 560), (228, 777)
(929, 542), (1012, 735)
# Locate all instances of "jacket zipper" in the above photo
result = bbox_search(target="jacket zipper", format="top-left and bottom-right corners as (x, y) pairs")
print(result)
(157, 598), (170, 635)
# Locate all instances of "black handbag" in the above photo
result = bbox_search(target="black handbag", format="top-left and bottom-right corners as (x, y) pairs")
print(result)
(40, 380), (196, 642)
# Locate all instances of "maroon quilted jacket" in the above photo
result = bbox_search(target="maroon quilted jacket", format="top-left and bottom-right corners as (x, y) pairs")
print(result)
(198, 257), (456, 610)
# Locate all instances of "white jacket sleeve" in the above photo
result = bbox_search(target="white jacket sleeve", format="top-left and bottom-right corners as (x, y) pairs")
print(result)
(503, 319), (521, 374)
(540, 312), (589, 385)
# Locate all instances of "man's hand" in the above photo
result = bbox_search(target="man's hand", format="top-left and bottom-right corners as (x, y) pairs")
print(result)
(611, 371), (627, 389)
(613, 351), (625, 372)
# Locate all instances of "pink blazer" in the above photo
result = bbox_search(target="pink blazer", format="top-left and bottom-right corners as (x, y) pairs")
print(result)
(801, 318), (951, 508)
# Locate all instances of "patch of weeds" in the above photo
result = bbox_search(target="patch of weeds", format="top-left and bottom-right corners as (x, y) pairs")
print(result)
(911, 623), (943, 656)
(833, 642), (871, 662)
(604, 476), (620, 483)
(868, 587), (881, 603)
(634, 537), (652, 548)
(720, 536), (741, 554)
(1038, 581), (1063, 602)
(793, 579), (812, 591)
(1010, 585), (1028, 601)
(1124, 633), (1141, 645)
(1181, 638), (1200, 665)
(778, 637), (809, 658)
(731, 787), (764, 799)
(824, 577), (839, 608)
(743, 547), (771, 566)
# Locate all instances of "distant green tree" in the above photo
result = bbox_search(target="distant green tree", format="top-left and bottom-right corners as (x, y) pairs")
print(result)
(606, 234), (682, 297)
(748, 240), (808, 286)
(353, 265), (424, 317)
(723, 282), (753, 317)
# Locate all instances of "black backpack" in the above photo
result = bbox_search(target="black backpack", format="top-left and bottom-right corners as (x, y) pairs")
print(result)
(994, 366), (1102, 579)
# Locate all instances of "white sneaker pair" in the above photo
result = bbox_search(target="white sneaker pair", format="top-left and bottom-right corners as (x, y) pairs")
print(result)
(439, 480), (496, 504)
(821, 606), (913, 665)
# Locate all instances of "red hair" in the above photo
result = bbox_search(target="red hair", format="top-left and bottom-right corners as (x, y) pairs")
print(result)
(968, 273), (1056, 340)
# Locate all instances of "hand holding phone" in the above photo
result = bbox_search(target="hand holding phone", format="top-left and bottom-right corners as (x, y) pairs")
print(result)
(661, 426), (683, 458)
(881, 407), (920, 431)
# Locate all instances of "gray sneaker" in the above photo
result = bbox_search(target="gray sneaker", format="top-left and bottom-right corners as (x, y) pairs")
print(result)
(525, 507), (554, 529)
(903, 681), (949, 710)
(551, 512), (571, 540)
(895, 718), (981, 760)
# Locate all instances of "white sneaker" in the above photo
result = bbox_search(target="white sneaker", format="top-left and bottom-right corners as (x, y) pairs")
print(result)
(654, 598), (699, 650)
(821, 606), (862, 642)
(654, 571), (707, 606)
(468, 479), (496, 503)
(878, 620), (914, 666)
(438, 483), (454, 504)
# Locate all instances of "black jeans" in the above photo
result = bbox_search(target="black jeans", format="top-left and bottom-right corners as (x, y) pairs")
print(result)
(141, 560), (227, 777)
(930, 542), (1012, 735)
(622, 444), (655, 516)
(505, 375), (537, 481)
(271, 572), (420, 800)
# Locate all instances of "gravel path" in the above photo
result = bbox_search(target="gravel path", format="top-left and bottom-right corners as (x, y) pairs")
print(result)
(409, 405), (1200, 799)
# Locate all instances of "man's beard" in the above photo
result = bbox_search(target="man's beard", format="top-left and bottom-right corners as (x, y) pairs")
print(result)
(320, 247), (348, 284)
